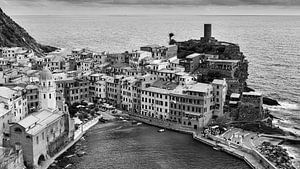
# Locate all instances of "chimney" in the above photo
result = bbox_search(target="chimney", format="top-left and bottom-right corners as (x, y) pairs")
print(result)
(204, 24), (212, 39)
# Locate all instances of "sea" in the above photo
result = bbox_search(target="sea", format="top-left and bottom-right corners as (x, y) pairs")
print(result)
(12, 15), (300, 168)
(50, 121), (251, 169)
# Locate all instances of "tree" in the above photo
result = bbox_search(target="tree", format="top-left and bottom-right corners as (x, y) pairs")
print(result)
(168, 33), (176, 45)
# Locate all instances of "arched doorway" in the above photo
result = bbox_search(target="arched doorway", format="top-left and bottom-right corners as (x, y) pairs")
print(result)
(38, 154), (45, 166)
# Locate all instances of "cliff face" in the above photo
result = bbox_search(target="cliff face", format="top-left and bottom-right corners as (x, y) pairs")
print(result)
(0, 8), (57, 54)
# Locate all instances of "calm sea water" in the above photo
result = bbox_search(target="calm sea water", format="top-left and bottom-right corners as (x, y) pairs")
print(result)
(53, 121), (250, 169)
(12, 15), (300, 167)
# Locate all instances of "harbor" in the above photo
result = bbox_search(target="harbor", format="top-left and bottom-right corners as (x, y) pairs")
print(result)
(40, 116), (100, 169)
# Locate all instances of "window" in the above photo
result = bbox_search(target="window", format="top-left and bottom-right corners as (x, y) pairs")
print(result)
(36, 136), (39, 144)
(44, 94), (46, 99)
(49, 94), (51, 99)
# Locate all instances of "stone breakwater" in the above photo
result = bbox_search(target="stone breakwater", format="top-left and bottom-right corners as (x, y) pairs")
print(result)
(128, 113), (278, 169)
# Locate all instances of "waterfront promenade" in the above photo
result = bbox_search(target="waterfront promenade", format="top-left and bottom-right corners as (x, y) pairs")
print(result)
(39, 117), (100, 169)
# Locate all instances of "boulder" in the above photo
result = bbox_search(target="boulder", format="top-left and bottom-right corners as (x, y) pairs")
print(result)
(263, 97), (280, 106)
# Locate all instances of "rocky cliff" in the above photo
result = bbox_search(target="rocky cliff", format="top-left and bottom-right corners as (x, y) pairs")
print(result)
(0, 8), (57, 54)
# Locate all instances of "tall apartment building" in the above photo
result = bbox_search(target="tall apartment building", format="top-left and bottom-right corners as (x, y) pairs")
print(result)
(56, 78), (89, 105)
(106, 75), (124, 108)
(25, 84), (39, 113)
(0, 86), (28, 123)
(89, 73), (107, 103)
(140, 80), (177, 120)
(170, 82), (214, 129)
(212, 79), (228, 117)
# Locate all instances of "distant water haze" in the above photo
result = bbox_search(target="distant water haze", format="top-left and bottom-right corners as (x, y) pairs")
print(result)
(1, 0), (300, 15)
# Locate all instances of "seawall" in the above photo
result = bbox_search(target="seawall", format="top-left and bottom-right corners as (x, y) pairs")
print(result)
(128, 113), (274, 169)
(40, 117), (100, 169)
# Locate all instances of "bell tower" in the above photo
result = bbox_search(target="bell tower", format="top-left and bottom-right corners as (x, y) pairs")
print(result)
(38, 68), (57, 110)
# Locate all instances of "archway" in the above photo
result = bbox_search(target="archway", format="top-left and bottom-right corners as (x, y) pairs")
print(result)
(38, 154), (45, 166)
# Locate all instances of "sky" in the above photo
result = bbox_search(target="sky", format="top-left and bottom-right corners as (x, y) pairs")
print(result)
(1, 0), (300, 15)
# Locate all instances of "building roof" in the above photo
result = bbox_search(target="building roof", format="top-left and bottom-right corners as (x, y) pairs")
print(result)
(242, 92), (262, 97)
(186, 53), (201, 59)
(141, 44), (161, 48)
(230, 93), (240, 98)
(0, 87), (16, 99)
(229, 101), (238, 104)
(151, 80), (178, 90)
(0, 103), (10, 117)
(171, 82), (212, 95)
(26, 84), (38, 90)
(184, 83), (212, 93)
(208, 59), (240, 64)
(39, 67), (53, 80)
(212, 79), (226, 85)
(17, 109), (63, 135)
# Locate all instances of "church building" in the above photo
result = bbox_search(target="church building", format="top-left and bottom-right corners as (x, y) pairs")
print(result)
(9, 68), (74, 169)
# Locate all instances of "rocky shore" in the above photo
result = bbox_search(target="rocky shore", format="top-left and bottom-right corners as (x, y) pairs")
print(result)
(0, 8), (57, 55)
(258, 142), (296, 169)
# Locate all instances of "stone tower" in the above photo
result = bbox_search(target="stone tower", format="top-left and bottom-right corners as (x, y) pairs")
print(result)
(38, 67), (57, 110)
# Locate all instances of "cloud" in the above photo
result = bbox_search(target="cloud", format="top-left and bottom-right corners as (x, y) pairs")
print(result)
(6, 0), (300, 6)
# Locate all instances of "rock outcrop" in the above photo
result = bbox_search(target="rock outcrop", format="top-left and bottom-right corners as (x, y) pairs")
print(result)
(0, 8), (57, 55)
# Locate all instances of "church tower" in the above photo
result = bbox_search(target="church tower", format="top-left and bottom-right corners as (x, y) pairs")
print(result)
(39, 67), (57, 110)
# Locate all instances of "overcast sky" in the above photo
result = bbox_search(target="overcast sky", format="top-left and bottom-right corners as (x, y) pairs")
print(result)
(1, 0), (300, 15)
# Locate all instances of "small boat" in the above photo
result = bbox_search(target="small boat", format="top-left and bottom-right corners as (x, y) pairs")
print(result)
(122, 119), (128, 122)
(213, 146), (221, 151)
(158, 129), (165, 132)
(137, 122), (142, 126)
(64, 164), (72, 168)
(65, 154), (76, 158)
(77, 151), (87, 157)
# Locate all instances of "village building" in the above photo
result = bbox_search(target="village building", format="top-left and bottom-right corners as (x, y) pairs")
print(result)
(26, 85), (39, 113)
(106, 75), (124, 108)
(141, 80), (177, 120)
(9, 68), (74, 169)
(169, 82), (214, 129)
(89, 73), (107, 103)
(212, 79), (228, 117)
(0, 86), (28, 123)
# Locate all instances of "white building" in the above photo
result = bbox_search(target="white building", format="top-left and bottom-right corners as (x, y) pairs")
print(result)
(0, 87), (28, 123)
(141, 80), (177, 120)
(0, 102), (12, 146)
(9, 68), (73, 168)
(170, 82), (214, 129)
(121, 76), (137, 112)
(212, 79), (228, 117)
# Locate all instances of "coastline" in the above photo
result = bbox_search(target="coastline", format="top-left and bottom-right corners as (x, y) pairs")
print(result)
(40, 117), (100, 169)
(126, 113), (276, 169)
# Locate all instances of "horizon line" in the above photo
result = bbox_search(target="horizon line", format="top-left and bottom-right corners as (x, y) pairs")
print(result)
(11, 14), (300, 17)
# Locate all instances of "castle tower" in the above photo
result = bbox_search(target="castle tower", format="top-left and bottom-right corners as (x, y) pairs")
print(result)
(38, 67), (57, 110)
(204, 24), (212, 39)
